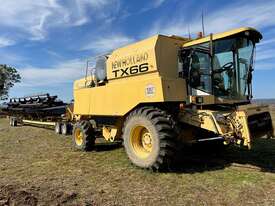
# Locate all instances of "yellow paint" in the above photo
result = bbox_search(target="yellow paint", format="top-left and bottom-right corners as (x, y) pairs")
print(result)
(130, 125), (153, 159)
(74, 35), (188, 116)
(179, 104), (271, 148)
(72, 26), (271, 149)
(74, 128), (84, 146)
(74, 27), (263, 117)
(102, 126), (118, 142)
(74, 73), (187, 116)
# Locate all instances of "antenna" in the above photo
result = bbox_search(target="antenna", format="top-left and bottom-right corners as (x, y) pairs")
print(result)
(201, 10), (205, 36)
(188, 24), (191, 39)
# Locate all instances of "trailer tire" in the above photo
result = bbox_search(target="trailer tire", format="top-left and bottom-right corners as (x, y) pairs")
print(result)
(10, 117), (17, 127)
(73, 121), (95, 151)
(9, 117), (13, 126)
(61, 123), (70, 135)
(123, 107), (176, 171)
(55, 122), (61, 134)
(13, 119), (17, 127)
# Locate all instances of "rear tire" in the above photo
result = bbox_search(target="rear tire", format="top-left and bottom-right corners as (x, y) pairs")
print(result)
(73, 121), (95, 151)
(123, 107), (176, 171)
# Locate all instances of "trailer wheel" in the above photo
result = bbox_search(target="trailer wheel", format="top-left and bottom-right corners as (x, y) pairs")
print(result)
(9, 117), (13, 126)
(61, 123), (70, 135)
(73, 121), (95, 151)
(13, 119), (18, 127)
(123, 107), (176, 171)
(10, 117), (17, 127)
(55, 122), (61, 134)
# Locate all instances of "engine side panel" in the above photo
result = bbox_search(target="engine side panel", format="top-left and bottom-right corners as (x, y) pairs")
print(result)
(74, 35), (188, 116)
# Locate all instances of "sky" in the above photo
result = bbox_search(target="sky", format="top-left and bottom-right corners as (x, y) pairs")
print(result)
(0, 0), (275, 102)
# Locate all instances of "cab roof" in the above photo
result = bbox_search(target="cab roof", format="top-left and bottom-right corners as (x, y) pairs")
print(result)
(183, 27), (263, 47)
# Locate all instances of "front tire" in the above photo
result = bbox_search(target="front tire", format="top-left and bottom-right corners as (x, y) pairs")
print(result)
(73, 121), (95, 151)
(123, 107), (176, 171)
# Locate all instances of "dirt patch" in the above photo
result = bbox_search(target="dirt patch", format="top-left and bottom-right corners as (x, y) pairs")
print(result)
(0, 185), (37, 206)
(0, 184), (96, 206)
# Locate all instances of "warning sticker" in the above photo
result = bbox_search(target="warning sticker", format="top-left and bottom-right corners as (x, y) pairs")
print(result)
(145, 84), (155, 97)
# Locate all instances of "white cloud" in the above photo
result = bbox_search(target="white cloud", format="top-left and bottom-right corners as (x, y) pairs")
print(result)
(0, 37), (15, 47)
(255, 62), (274, 70)
(256, 48), (275, 62)
(0, 0), (119, 41)
(148, 1), (275, 36)
(139, 0), (166, 13)
(146, 0), (275, 71)
(258, 37), (275, 47)
(81, 34), (135, 53)
(18, 59), (86, 87)
(0, 51), (27, 66)
(153, 0), (166, 8)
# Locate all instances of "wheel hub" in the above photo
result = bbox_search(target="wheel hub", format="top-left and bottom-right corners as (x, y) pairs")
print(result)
(130, 126), (153, 158)
(141, 132), (152, 152)
(75, 128), (83, 146)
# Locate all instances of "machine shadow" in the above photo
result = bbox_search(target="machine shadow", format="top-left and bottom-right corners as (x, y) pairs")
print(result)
(90, 137), (275, 174)
(94, 142), (122, 152)
(170, 138), (275, 174)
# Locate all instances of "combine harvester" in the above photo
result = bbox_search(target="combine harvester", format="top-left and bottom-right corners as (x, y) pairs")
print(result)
(5, 27), (274, 171)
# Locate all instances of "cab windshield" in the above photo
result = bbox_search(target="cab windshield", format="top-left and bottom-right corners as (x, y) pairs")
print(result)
(188, 36), (255, 100)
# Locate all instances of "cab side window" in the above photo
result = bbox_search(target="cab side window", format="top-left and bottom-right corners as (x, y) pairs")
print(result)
(190, 51), (211, 93)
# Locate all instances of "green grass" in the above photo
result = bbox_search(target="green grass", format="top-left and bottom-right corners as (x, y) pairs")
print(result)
(0, 118), (275, 205)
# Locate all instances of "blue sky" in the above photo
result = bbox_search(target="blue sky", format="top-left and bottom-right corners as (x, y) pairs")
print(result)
(0, 0), (275, 102)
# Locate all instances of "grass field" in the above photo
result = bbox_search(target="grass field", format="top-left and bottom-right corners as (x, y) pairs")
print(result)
(0, 108), (275, 205)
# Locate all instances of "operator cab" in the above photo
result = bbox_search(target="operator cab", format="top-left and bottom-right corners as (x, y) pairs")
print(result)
(180, 28), (262, 104)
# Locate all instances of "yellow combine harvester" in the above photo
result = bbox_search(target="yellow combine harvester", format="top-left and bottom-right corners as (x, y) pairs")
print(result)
(72, 27), (274, 170)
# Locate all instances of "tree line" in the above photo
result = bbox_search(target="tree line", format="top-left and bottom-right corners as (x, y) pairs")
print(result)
(0, 64), (21, 100)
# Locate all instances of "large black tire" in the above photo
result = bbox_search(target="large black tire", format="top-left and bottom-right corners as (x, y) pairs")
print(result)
(73, 121), (95, 151)
(55, 122), (61, 134)
(123, 107), (176, 171)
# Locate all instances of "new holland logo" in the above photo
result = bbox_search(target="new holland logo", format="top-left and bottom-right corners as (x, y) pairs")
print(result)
(111, 52), (149, 78)
(112, 63), (149, 78)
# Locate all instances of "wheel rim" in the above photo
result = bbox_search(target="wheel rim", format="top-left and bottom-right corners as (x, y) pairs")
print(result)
(130, 125), (153, 159)
(75, 128), (84, 146)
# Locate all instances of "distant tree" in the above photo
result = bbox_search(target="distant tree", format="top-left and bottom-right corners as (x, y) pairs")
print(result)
(0, 64), (21, 100)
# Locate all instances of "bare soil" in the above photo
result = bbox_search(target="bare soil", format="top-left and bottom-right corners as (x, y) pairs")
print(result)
(0, 115), (275, 205)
